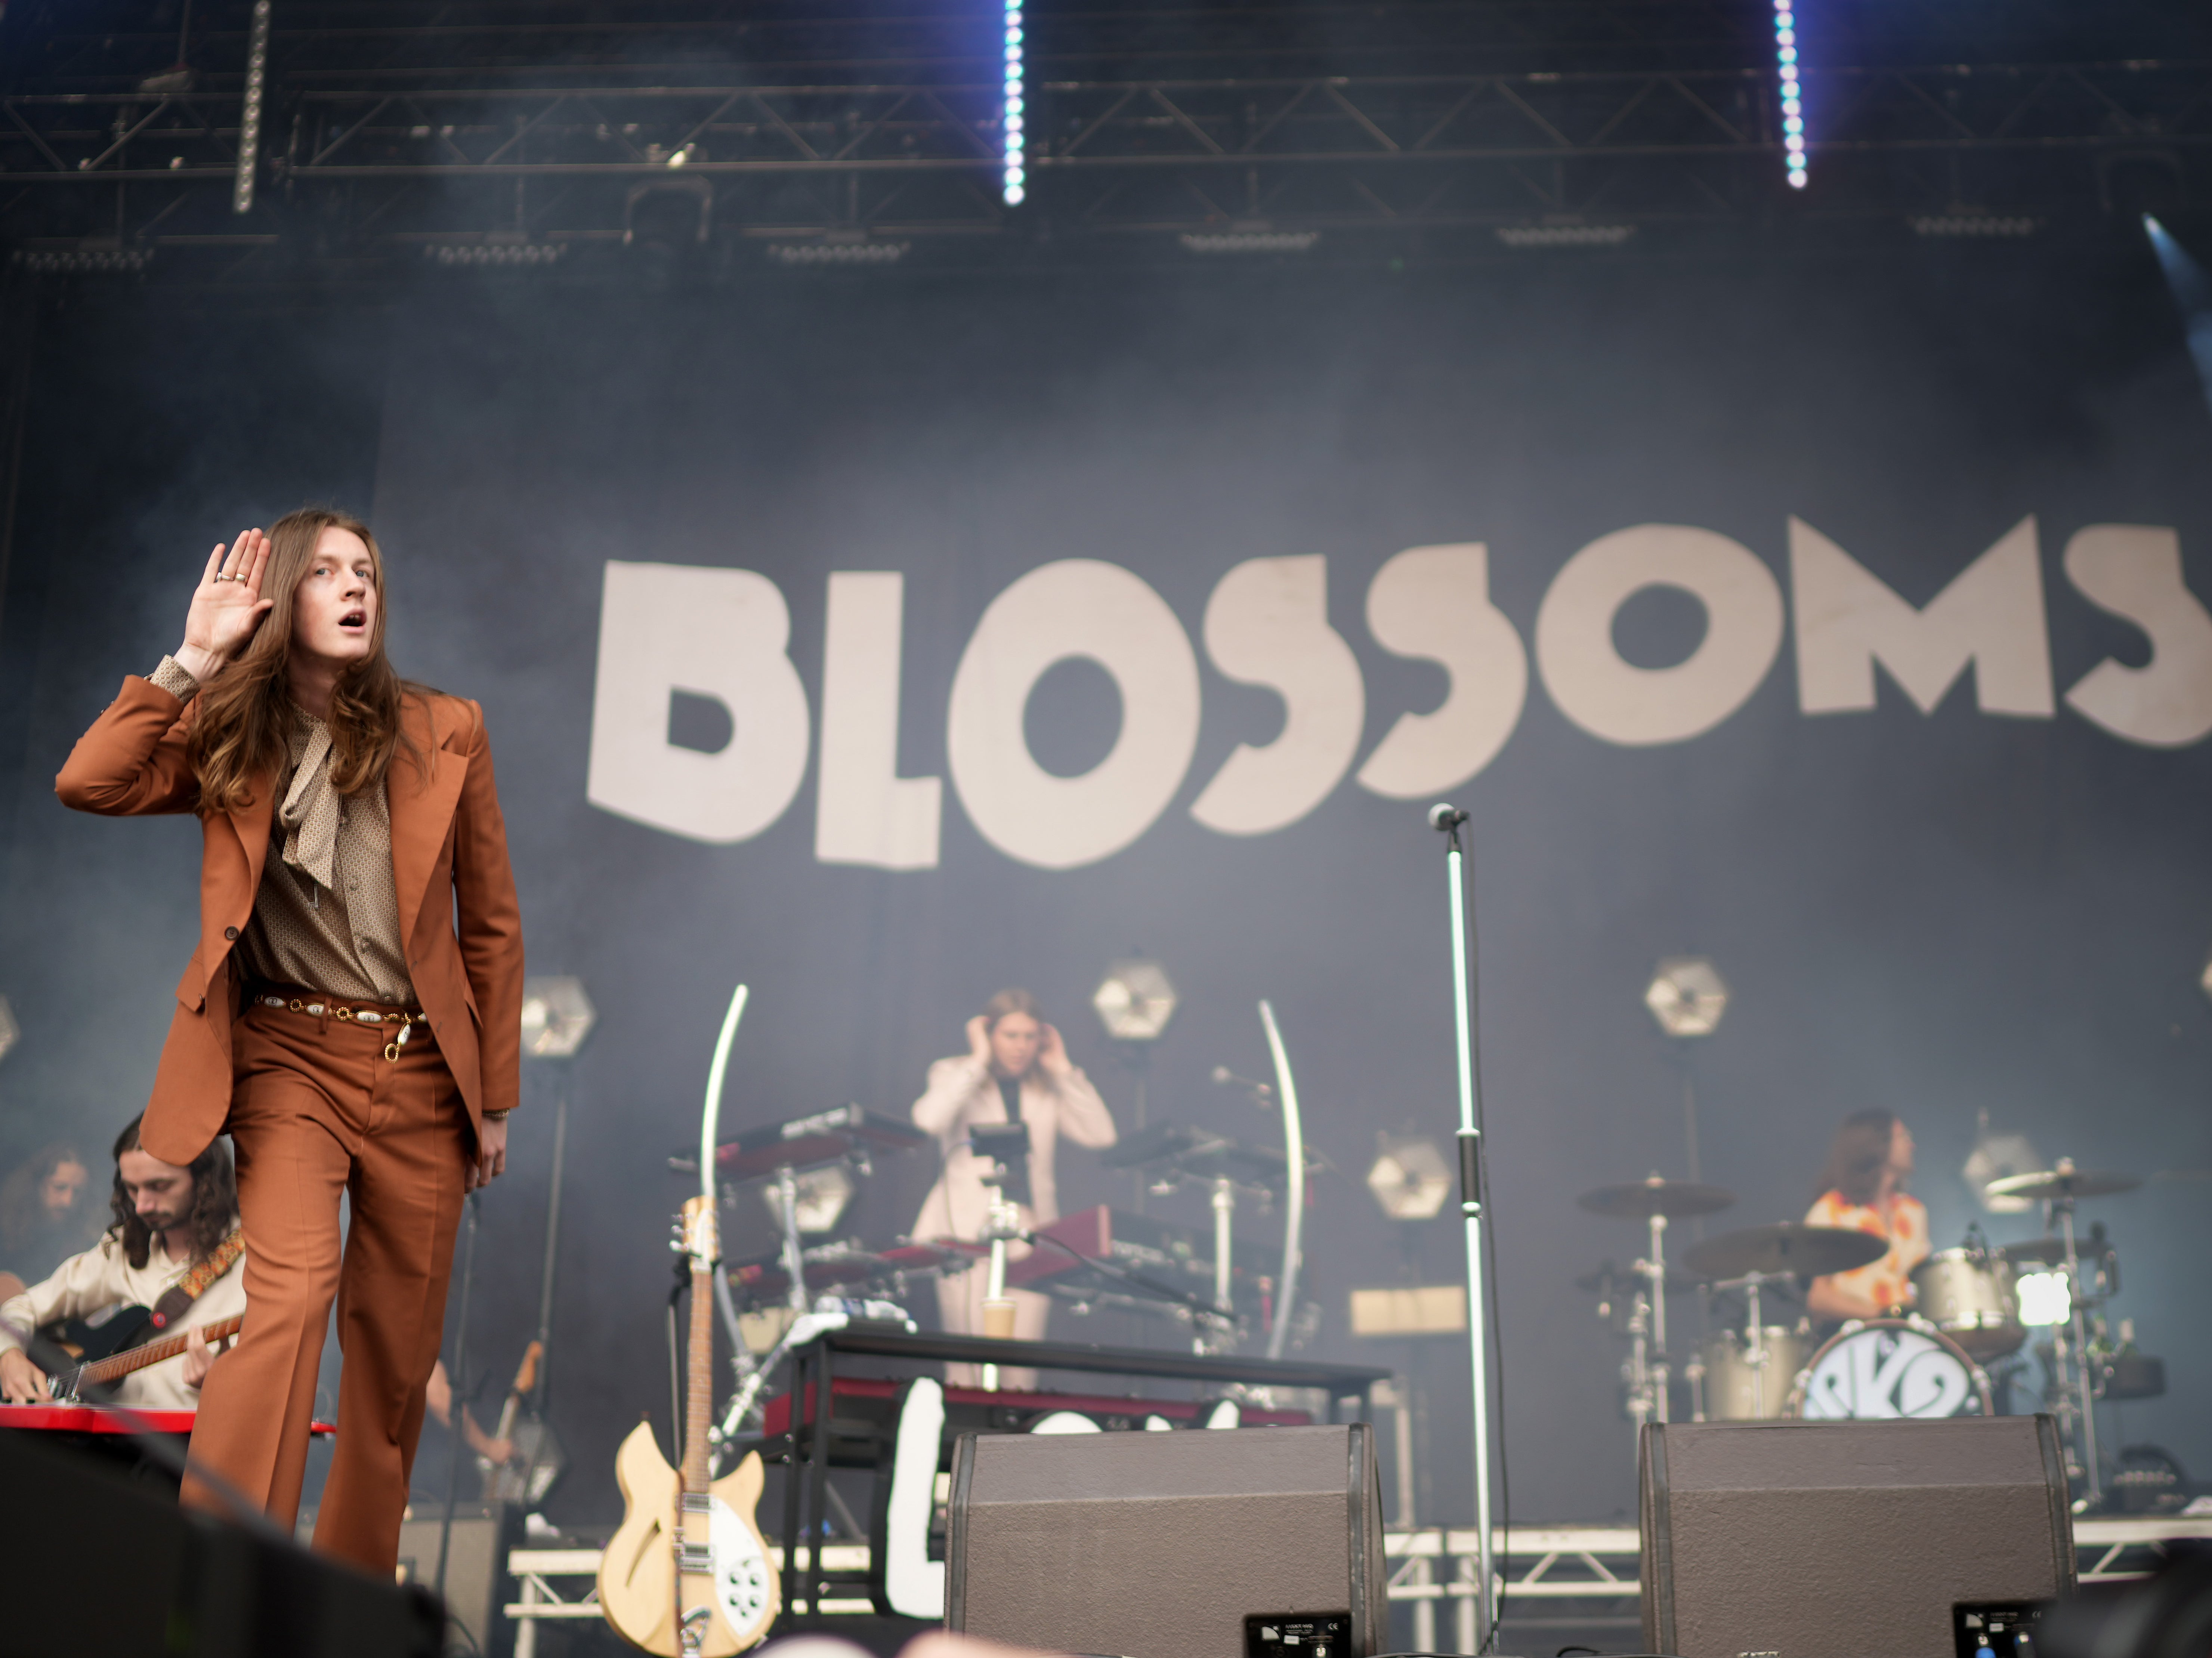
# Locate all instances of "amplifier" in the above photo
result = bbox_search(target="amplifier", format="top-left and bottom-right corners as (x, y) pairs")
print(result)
(947, 1422), (1384, 1658)
(396, 1503), (522, 1658)
(1641, 1417), (2074, 1658)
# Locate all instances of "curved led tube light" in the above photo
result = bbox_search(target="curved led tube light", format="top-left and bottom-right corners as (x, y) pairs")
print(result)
(1258, 998), (1304, 1362)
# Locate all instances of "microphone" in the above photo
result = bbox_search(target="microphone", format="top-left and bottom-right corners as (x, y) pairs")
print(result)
(1211, 1065), (1275, 1103)
(1429, 803), (1469, 831)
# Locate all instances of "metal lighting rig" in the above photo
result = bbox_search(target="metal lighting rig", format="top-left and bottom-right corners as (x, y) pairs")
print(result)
(0, 1), (2207, 284)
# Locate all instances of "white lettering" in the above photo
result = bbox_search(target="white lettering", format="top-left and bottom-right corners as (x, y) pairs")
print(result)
(2061, 525), (2212, 747)
(1190, 555), (1365, 836)
(1791, 516), (2054, 717)
(816, 572), (943, 868)
(946, 559), (1201, 870)
(585, 562), (810, 843)
(1356, 543), (1527, 796)
(1535, 525), (1785, 745)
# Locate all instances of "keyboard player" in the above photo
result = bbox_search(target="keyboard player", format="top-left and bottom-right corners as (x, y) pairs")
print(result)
(911, 989), (1117, 1387)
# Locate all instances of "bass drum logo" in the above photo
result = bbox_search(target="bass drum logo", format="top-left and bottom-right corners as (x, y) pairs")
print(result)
(1799, 1325), (1976, 1419)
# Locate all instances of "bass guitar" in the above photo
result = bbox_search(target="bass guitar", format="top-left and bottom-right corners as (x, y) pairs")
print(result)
(479, 1340), (565, 1504)
(599, 1196), (778, 1655)
(48, 1313), (244, 1401)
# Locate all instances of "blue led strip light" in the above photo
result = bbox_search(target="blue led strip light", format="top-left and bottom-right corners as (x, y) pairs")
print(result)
(1775, 0), (1806, 188)
(1002, 0), (1026, 204)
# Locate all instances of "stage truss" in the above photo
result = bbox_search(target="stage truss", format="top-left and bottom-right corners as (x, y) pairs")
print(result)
(2, 3), (2208, 277)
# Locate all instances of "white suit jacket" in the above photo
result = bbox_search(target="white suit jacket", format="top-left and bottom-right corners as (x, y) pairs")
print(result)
(909, 1055), (1118, 1243)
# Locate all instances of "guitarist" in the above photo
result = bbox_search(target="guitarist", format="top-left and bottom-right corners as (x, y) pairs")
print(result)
(0, 1115), (245, 1408)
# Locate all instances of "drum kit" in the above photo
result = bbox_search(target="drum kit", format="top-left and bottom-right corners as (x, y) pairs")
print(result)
(1575, 1159), (2156, 1506)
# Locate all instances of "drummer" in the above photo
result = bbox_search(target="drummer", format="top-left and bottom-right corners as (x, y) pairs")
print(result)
(1804, 1110), (1928, 1321)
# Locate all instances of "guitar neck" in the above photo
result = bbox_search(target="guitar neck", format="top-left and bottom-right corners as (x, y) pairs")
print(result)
(682, 1264), (716, 1491)
(75, 1313), (244, 1389)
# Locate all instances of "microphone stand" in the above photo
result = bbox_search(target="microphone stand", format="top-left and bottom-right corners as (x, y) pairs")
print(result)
(1433, 804), (1496, 1652)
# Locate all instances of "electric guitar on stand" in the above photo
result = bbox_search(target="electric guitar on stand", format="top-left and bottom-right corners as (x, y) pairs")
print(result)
(600, 1196), (779, 1655)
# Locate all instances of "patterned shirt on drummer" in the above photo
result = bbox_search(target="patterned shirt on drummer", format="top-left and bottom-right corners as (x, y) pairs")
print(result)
(149, 655), (413, 1006)
(1804, 1188), (1929, 1314)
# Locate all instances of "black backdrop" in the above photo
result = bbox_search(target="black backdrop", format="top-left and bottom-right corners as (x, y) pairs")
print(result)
(1, 229), (2208, 1528)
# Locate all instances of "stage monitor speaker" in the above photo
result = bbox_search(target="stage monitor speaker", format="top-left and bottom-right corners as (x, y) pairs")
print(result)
(947, 1421), (1384, 1658)
(0, 1426), (442, 1658)
(396, 1502), (522, 1658)
(1641, 1417), (2075, 1658)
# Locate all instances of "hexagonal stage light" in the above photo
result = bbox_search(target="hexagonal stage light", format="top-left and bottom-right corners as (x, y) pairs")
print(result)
(520, 976), (597, 1060)
(1644, 957), (1729, 1038)
(1366, 1134), (1452, 1221)
(1093, 959), (1178, 1043)
(763, 1164), (856, 1235)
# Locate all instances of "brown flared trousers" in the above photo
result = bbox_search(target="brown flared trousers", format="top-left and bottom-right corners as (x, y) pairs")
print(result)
(182, 998), (469, 1573)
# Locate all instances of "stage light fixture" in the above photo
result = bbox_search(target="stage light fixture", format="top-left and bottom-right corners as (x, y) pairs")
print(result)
(422, 241), (563, 268)
(520, 976), (597, 1060)
(10, 245), (153, 274)
(1365, 1134), (1452, 1221)
(1909, 215), (2039, 238)
(764, 237), (911, 266)
(763, 1164), (855, 1234)
(1645, 957), (1728, 1038)
(1001, 0), (1026, 204)
(233, 0), (271, 214)
(2201, 945), (2212, 1003)
(2017, 1270), (2070, 1327)
(1495, 223), (1634, 249)
(1092, 959), (1177, 1042)
(1178, 228), (1321, 255)
(1774, 0), (1807, 190)
(0, 995), (17, 1065)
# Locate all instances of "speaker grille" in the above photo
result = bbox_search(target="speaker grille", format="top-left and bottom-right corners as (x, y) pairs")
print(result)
(1642, 1417), (2073, 1658)
(949, 1423), (1382, 1658)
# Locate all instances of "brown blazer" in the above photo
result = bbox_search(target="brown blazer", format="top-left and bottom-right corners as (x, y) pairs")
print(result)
(56, 676), (525, 1168)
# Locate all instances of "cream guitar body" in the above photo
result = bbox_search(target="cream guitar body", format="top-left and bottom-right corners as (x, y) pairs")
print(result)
(600, 1196), (780, 1655)
(599, 1426), (776, 1655)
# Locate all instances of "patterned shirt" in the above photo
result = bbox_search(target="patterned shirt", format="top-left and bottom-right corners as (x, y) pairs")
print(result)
(151, 656), (414, 1006)
(1804, 1188), (1930, 1313)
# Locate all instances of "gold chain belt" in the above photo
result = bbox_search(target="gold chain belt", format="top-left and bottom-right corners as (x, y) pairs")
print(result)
(252, 990), (433, 1061)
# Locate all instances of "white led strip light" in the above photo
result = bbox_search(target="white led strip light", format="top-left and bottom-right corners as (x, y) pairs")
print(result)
(1774, 0), (1806, 189)
(1002, 0), (1026, 204)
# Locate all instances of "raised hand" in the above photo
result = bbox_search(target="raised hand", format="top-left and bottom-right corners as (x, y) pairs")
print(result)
(966, 1014), (993, 1065)
(176, 528), (274, 683)
(1038, 1021), (1072, 1077)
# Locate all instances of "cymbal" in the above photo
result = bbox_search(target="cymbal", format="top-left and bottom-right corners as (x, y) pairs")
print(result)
(1684, 1223), (1886, 1280)
(1577, 1175), (1736, 1219)
(1983, 1163), (2142, 1202)
(1999, 1236), (2113, 1268)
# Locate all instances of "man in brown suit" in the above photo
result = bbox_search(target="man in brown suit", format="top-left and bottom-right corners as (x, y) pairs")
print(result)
(56, 509), (523, 1573)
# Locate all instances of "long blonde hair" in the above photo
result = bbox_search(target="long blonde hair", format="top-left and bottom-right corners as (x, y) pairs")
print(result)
(187, 506), (424, 814)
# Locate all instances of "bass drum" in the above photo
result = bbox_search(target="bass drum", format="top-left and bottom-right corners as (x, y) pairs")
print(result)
(1786, 1318), (1994, 1420)
(1911, 1247), (2024, 1361)
(1697, 1325), (1814, 1420)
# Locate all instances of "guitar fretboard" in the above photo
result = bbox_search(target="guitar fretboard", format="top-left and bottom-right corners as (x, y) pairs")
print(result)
(682, 1262), (715, 1491)
(75, 1313), (244, 1389)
